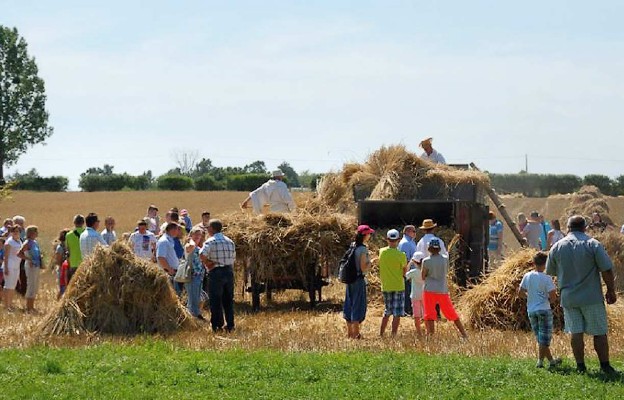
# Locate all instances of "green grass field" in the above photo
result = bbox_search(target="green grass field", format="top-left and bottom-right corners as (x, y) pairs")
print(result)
(1, 341), (623, 399)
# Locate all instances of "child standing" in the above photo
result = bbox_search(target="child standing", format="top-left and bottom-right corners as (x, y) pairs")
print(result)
(519, 251), (562, 368)
(405, 251), (426, 336)
(422, 239), (468, 338)
(101, 216), (117, 245)
(379, 229), (407, 337)
(18, 225), (43, 313)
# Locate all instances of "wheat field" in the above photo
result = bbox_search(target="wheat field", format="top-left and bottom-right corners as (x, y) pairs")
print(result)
(2, 191), (624, 359)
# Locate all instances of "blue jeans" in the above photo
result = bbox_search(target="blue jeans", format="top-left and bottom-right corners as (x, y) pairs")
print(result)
(208, 266), (235, 331)
(185, 273), (204, 317)
(343, 277), (367, 323)
(169, 275), (184, 297)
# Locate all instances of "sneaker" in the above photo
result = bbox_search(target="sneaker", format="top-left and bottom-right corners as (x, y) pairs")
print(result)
(536, 360), (544, 368)
(549, 358), (562, 368)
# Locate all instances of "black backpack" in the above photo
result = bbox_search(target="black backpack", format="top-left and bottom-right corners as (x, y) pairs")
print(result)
(338, 243), (363, 284)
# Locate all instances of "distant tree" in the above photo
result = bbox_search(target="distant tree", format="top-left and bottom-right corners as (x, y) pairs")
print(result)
(298, 170), (321, 190)
(157, 174), (194, 191)
(191, 158), (214, 178)
(8, 168), (68, 191)
(277, 161), (300, 187)
(82, 164), (115, 176)
(244, 160), (267, 174)
(0, 26), (54, 184)
(172, 149), (200, 176)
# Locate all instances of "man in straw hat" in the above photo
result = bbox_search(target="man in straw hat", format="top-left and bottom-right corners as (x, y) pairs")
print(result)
(419, 137), (446, 164)
(416, 219), (448, 257)
(240, 169), (296, 214)
(546, 215), (617, 375)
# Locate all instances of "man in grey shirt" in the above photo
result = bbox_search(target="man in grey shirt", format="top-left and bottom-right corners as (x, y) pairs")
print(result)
(522, 211), (543, 249)
(546, 215), (617, 374)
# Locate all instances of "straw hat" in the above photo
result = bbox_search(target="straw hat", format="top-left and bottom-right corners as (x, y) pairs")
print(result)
(419, 219), (437, 230)
(419, 137), (433, 147)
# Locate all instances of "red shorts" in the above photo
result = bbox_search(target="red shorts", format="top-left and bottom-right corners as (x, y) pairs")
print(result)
(423, 291), (459, 321)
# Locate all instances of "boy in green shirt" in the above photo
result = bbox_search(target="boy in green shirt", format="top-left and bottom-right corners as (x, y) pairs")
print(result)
(379, 229), (408, 337)
(66, 214), (85, 283)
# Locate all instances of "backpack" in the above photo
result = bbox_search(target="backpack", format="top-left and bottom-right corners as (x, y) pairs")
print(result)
(338, 243), (364, 284)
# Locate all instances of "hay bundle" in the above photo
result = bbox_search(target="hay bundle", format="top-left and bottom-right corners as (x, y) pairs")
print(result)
(457, 249), (564, 331)
(563, 185), (613, 224)
(40, 242), (192, 335)
(223, 211), (357, 283)
(315, 145), (490, 210)
(594, 231), (624, 293)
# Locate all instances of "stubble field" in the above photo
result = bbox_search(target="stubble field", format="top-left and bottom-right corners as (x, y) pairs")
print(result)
(1, 191), (624, 398)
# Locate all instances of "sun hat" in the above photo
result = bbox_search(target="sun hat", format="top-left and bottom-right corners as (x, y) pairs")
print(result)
(357, 225), (375, 235)
(419, 137), (433, 147)
(428, 239), (441, 249)
(411, 251), (425, 263)
(386, 229), (400, 240)
(272, 169), (285, 178)
(419, 219), (437, 230)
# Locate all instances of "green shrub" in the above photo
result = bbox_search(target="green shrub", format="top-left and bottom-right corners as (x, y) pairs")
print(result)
(194, 174), (224, 191)
(226, 174), (268, 191)
(157, 174), (194, 191)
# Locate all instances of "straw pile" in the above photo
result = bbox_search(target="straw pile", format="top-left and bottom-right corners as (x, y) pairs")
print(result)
(40, 242), (193, 335)
(594, 231), (624, 293)
(563, 185), (614, 225)
(314, 145), (490, 212)
(457, 249), (565, 331)
(223, 211), (357, 283)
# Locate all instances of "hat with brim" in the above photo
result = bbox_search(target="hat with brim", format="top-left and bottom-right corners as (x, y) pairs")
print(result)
(357, 224), (375, 235)
(419, 219), (437, 230)
(411, 251), (425, 263)
(386, 229), (400, 240)
(272, 169), (285, 178)
(419, 137), (433, 148)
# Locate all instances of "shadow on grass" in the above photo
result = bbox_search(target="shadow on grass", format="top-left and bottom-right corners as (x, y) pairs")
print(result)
(550, 365), (624, 383)
(234, 299), (343, 314)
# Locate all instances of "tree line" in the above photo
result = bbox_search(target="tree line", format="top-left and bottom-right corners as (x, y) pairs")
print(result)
(489, 173), (624, 197)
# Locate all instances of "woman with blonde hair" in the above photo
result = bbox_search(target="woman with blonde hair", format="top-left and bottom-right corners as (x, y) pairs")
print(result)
(185, 228), (207, 320)
(18, 225), (43, 313)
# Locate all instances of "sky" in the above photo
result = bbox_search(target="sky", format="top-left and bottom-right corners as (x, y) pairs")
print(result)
(2, 0), (624, 190)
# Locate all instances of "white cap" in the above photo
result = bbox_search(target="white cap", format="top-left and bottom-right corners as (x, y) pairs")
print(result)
(411, 251), (425, 263)
(386, 229), (400, 240)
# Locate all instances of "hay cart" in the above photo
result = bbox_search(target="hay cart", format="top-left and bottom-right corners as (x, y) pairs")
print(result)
(356, 164), (493, 286)
(245, 261), (329, 312)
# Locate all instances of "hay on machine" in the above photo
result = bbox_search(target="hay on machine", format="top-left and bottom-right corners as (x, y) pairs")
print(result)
(222, 210), (356, 310)
(40, 242), (194, 335)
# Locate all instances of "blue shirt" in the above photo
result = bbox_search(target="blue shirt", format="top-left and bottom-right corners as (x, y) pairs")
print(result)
(398, 235), (417, 263)
(546, 231), (612, 308)
(488, 220), (504, 250)
(539, 221), (551, 250)
(156, 234), (180, 271)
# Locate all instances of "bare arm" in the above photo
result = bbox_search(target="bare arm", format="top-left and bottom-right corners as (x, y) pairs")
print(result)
(602, 270), (617, 304)
(17, 241), (30, 260)
(548, 289), (557, 303)
(157, 257), (174, 275)
(3, 243), (9, 275)
(517, 287), (527, 299)
(359, 252), (370, 273)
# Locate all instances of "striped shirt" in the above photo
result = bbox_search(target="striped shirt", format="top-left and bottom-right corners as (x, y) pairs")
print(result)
(200, 233), (236, 267)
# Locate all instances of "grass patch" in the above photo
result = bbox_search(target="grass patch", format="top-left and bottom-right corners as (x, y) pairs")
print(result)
(1, 342), (623, 399)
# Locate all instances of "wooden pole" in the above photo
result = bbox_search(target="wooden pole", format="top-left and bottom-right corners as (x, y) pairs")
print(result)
(470, 162), (527, 247)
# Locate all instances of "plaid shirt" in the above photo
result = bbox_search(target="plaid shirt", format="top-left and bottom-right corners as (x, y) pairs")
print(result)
(200, 233), (236, 267)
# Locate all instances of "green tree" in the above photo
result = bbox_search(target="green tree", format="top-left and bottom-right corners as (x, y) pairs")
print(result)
(0, 26), (54, 184)
(277, 161), (300, 187)
(244, 160), (267, 174)
(583, 174), (614, 196)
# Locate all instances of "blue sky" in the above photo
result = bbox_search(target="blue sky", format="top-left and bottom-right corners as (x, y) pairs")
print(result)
(3, 1), (624, 189)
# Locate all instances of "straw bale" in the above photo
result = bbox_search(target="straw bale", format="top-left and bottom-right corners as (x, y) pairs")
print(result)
(40, 242), (193, 335)
(594, 231), (624, 293)
(222, 211), (357, 283)
(457, 249), (565, 331)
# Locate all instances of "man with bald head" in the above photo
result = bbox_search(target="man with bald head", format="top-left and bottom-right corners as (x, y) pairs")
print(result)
(546, 215), (617, 374)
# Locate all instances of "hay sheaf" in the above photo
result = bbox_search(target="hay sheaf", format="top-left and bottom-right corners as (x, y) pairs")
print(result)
(223, 211), (357, 283)
(595, 231), (624, 293)
(457, 249), (565, 332)
(40, 242), (193, 335)
(315, 144), (490, 210)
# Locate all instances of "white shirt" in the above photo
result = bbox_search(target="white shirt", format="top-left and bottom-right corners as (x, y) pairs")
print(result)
(416, 233), (448, 257)
(520, 270), (556, 313)
(129, 230), (157, 260)
(101, 229), (117, 245)
(249, 179), (296, 214)
(5, 237), (22, 271)
(420, 149), (446, 164)
(405, 266), (425, 300)
(79, 227), (108, 257)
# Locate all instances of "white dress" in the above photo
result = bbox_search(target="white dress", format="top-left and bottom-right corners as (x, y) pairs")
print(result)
(3, 237), (22, 289)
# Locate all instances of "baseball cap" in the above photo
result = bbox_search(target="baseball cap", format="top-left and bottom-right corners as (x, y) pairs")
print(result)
(357, 225), (375, 235)
(387, 229), (400, 240)
(428, 239), (441, 249)
(411, 251), (425, 263)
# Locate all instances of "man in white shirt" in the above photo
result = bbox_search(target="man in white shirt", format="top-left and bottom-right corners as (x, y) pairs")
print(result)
(128, 219), (157, 261)
(80, 213), (108, 257)
(419, 137), (446, 164)
(416, 219), (448, 256)
(240, 169), (296, 214)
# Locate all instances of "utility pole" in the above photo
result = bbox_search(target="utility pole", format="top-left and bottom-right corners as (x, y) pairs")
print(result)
(525, 154), (528, 173)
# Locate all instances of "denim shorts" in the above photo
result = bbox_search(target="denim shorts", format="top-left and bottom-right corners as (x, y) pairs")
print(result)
(343, 277), (367, 323)
(528, 309), (553, 346)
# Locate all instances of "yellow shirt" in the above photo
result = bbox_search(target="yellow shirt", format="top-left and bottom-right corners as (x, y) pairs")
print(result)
(379, 246), (406, 292)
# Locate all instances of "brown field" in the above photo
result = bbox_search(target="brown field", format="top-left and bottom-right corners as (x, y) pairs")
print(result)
(2, 190), (624, 359)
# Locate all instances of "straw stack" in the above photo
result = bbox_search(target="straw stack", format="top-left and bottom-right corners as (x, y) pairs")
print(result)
(40, 242), (193, 335)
